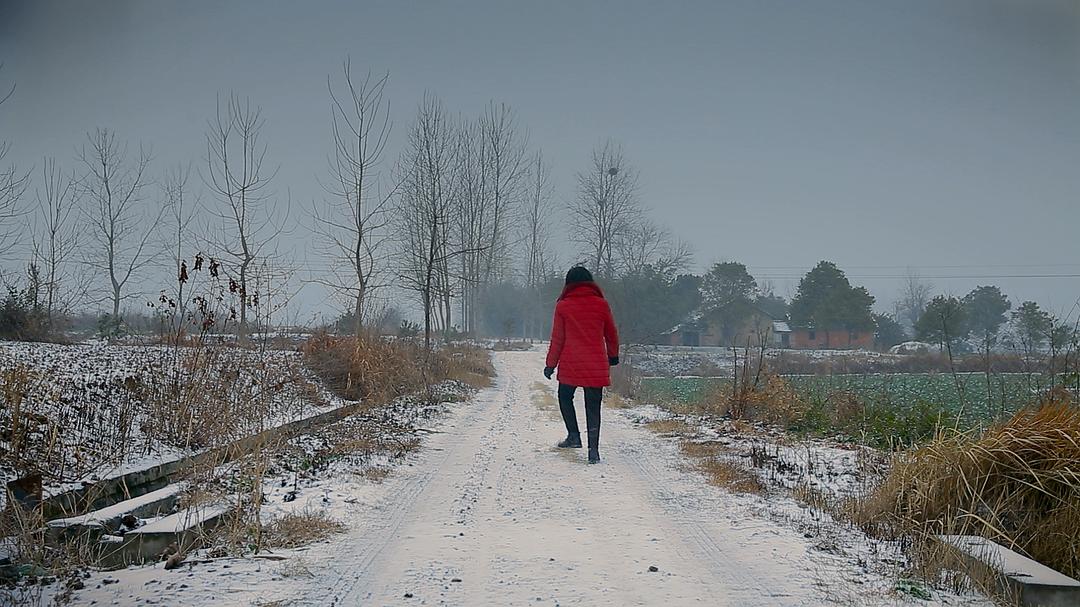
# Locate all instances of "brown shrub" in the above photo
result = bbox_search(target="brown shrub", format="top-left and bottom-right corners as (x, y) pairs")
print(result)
(702, 373), (808, 427)
(302, 332), (427, 403)
(436, 344), (495, 388)
(302, 333), (493, 404)
(644, 418), (691, 436)
(854, 397), (1080, 580)
(695, 458), (765, 495)
(261, 508), (345, 549)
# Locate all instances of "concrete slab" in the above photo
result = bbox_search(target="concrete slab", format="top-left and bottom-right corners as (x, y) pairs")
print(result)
(46, 483), (185, 542)
(940, 534), (1080, 607)
(96, 502), (228, 569)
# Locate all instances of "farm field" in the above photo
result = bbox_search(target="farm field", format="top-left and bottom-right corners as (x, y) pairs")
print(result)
(640, 372), (1070, 429)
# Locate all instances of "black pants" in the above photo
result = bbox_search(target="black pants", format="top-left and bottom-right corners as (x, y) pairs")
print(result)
(558, 383), (602, 446)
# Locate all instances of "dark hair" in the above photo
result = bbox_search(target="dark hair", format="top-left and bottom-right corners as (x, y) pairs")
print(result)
(565, 266), (594, 285)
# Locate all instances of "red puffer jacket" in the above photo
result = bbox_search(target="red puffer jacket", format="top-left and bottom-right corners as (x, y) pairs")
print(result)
(545, 281), (620, 388)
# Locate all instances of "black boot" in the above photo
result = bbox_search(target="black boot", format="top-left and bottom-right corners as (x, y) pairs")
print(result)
(585, 388), (602, 464)
(557, 384), (582, 448)
(558, 432), (582, 448)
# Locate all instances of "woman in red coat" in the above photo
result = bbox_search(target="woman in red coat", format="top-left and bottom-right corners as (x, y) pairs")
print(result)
(544, 266), (620, 464)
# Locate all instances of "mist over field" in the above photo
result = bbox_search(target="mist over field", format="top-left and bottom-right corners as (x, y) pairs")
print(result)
(1, 0), (1077, 331)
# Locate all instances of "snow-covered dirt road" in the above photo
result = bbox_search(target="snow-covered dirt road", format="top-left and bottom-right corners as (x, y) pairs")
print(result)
(63, 349), (975, 606)
(288, 350), (900, 607)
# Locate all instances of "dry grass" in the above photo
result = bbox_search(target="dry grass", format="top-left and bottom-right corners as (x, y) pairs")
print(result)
(678, 440), (727, 459)
(302, 332), (428, 402)
(643, 418), (691, 436)
(302, 332), (493, 404)
(530, 382), (557, 411)
(853, 397), (1080, 582)
(438, 344), (495, 388)
(261, 508), (346, 549)
(603, 392), (631, 409)
(677, 439), (764, 495)
(694, 458), (765, 495)
(703, 373), (808, 427)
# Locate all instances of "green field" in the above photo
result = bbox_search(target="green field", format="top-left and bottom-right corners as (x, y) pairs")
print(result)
(641, 373), (1064, 428)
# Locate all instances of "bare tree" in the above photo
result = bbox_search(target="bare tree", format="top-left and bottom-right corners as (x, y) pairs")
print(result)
(0, 64), (29, 262)
(312, 61), (395, 336)
(31, 157), (86, 324)
(78, 128), (159, 320)
(396, 93), (462, 349)
(616, 218), (693, 276)
(523, 150), (555, 291)
(204, 93), (285, 343)
(568, 140), (640, 277)
(453, 102), (529, 334)
(161, 163), (200, 325)
(894, 268), (932, 332)
(521, 150), (556, 339)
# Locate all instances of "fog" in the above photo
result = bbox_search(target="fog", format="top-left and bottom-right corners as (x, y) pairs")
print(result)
(1, 0), (1078, 329)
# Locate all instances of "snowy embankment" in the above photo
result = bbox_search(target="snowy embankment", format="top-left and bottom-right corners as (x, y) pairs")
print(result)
(0, 340), (343, 509)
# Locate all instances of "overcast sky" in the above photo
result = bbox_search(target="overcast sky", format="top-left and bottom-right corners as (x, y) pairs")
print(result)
(2, 0), (1079, 321)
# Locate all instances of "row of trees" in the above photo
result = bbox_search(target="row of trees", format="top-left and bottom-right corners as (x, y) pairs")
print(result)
(915, 288), (1075, 357)
(613, 257), (1075, 355)
(0, 60), (692, 345)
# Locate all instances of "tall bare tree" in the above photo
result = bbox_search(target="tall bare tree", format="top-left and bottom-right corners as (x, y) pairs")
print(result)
(312, 61), (395, 336)
(204, 93), (284, 342)
(523, 150), (555, 291)
(78, 128), (158, 320)
(161, 163), (199, 325)
(32, 157), (86, 325)
(568, 139), (640, 277)
(396, 93), (461, 349)
(0, 65), (29, 263)
(894, 268), (933, 332)
(453, 102), (528, 334)
(521, 150), (556, 339)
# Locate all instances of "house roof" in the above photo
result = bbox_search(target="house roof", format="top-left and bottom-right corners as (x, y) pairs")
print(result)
(772, 321), (791, 333)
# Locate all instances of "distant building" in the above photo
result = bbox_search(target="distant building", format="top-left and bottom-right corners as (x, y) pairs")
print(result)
(789, 327), (874, 350)
(771, 321), (792, 348)
(664, 302), (787, 348)
(663, 308), (872, 350)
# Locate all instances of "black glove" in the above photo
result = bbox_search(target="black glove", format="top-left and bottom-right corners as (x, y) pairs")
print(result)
(609, 356), (619, 366)
(544, 367), (555, 380)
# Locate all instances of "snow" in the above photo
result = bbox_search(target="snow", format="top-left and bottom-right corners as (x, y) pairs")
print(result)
(45, 483), (187, 531)
(43, 351), (992, 606)
(0, 340), (344, 510)
(132, 503), (229, 535)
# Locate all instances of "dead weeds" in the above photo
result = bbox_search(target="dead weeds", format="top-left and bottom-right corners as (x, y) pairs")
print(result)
(643, 418), (691, 436)
(261, 508), (346, 549)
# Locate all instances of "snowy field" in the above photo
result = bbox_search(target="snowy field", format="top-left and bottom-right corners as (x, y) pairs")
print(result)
(0, 341), (342, 508)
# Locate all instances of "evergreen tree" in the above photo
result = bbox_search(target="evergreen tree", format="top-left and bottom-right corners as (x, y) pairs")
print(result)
(1011, 301), (1052, 356)
(872, 312), (907, 349)
(916, 295), (968, 351)
(701, 261), (757, 310)
(962, 285), (1010, 350)
(789, 261), (875, 335)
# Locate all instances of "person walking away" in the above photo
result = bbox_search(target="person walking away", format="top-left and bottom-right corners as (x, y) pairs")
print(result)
(543, 266), (619, 464)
